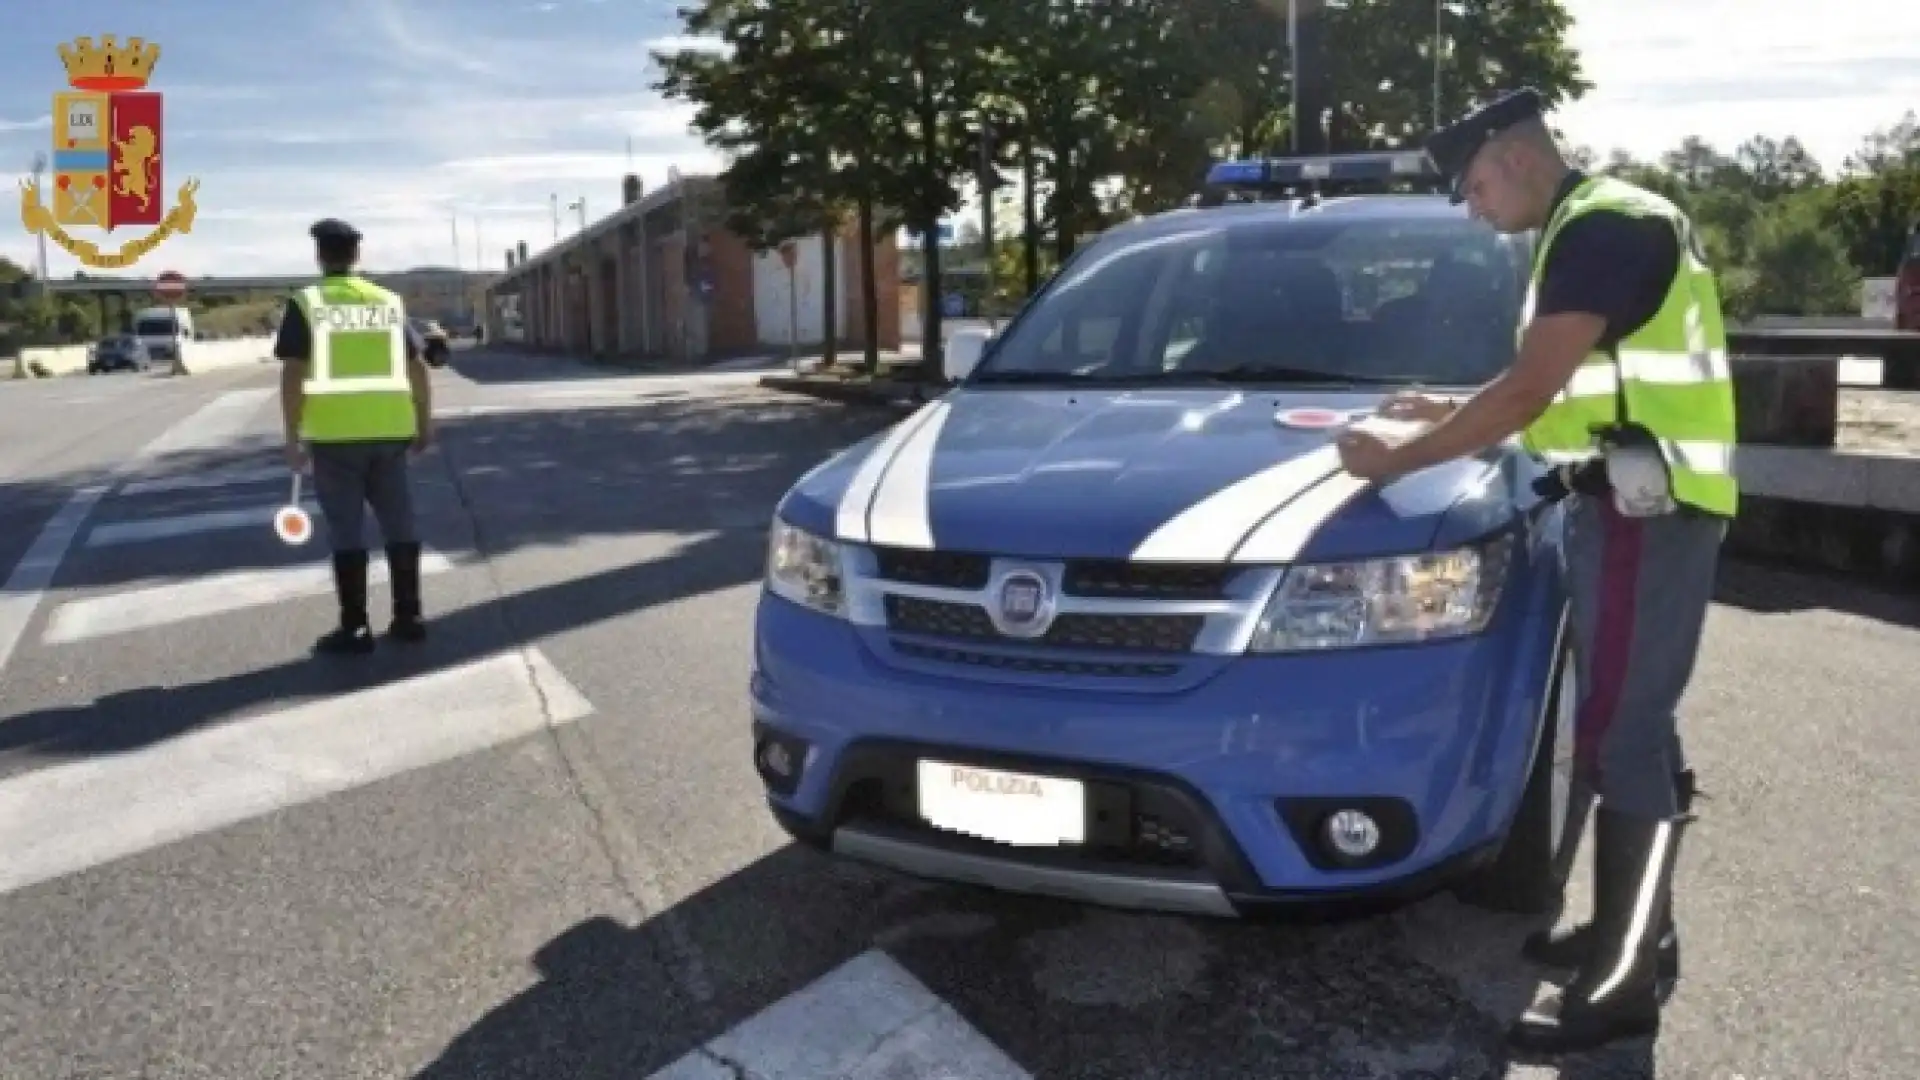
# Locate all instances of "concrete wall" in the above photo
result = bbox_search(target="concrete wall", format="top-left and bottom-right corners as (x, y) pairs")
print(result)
(11, 336), (275, 378)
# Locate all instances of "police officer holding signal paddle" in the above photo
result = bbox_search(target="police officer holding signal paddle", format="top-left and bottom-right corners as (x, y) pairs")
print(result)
(1335, 89), (1739, 1055)
(275, 218), (435, 656)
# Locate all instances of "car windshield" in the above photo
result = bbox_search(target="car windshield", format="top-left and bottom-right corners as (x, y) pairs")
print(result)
(971, 212), (1531, 387)
(133, 317), (178, 337)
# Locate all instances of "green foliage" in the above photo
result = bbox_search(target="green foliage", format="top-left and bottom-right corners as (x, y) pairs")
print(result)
(1581, 112), (1920, 319)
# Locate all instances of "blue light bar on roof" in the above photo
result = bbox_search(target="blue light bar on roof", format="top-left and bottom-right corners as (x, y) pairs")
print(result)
(1204, 150), (1439, 188)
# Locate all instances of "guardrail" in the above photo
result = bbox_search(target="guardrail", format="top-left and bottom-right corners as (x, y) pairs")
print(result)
(8, 336), (277, 379)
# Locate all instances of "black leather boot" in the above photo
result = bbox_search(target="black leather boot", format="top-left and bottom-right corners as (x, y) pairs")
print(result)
(1508, 807), (1686, 1054)
(1522, 770), (1694, 981)
(315, 549), (375, 655)
(385, 541), (426, 642)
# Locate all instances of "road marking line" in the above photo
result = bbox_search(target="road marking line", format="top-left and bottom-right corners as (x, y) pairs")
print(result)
(0, 388), (283, 674)
(0, 647), (593, 898)
(41, 551), (459, 645)
(0, 487), (110, 675)
(119, 464), (288, 496)
(135, 388), (274, 457)
(645, 949), (1031, 1080)
(85, 502), (321, 548)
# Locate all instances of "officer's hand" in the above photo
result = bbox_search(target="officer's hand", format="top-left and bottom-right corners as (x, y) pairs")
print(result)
(1377, 391), (1454, 423)
(284, 441), (308, 471)
(1336, 429), (1400, 481)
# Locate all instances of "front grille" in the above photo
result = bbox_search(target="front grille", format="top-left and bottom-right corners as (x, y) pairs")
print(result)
(1062, 560), (1233, 600)
(884, 595), (1203, 654)
(871, 548), (1234, 602)
(873, 549), (990, 590)
(892, 641), (1181, 679)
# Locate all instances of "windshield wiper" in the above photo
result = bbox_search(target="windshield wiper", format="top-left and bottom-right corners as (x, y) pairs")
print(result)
(1178, 364), (1407, 385)
(969, 369), (1130, 384)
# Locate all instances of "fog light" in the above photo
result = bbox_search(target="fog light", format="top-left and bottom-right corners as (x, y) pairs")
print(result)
(759, 740), (794, 778)
(1324, 809), (1381, 859)
(753, 732), (809, 796)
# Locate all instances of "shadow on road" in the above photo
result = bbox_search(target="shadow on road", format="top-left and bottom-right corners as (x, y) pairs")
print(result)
(1713, 557), (1920, 630)
(0, 392), (895, 758)
(410, 839), (1658, 1079)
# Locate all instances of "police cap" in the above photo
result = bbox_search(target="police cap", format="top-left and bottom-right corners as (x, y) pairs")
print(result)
(1424, 87), (1546, 204)
(310, 218), (362, 243)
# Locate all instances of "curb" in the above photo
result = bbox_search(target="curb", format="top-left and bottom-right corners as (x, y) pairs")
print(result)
(757, 375), (933, 409)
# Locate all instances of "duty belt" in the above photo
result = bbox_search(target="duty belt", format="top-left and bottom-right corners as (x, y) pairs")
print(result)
(1531, 459), (1610, 503)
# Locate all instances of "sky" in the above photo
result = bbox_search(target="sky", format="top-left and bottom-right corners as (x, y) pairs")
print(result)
(0, 0), (1915, 280)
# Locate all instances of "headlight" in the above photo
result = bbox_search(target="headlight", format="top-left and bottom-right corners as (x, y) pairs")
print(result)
(1247, 535), (1511, 652)
(765, 519), (846, 617)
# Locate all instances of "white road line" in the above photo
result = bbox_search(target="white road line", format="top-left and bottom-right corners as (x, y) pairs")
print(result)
(0, 648), (593, 898)
(0, 388), (282, 674)
(119, 464), (287, 496)
(646, 949), (1031, 1080)
(0, 486), (110, 675)
(42, 551), (459, 645)
(136, 388), (274, 457)
(85, 502), (320, 548)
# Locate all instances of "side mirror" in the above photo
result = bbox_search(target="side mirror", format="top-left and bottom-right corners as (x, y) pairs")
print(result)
(944, 328), (993, 382)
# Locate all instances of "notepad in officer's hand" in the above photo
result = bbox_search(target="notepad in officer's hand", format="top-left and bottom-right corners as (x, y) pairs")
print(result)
(1343, 415), (1431, 447)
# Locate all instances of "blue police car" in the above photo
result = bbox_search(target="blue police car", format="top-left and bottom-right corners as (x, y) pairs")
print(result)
(750, 152), (1578, 917)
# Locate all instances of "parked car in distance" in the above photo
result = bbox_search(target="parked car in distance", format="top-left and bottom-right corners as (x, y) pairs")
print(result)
(88, 335), (153, 374)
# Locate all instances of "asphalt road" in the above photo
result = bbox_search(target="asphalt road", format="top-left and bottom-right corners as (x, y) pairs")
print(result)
(0, 349), (1914, 1080)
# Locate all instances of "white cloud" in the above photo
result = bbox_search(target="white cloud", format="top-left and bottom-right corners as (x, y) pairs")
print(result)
(644, 34), (731, 56)
(0, 115), (51, 133)
(1552, 0), (1920, 170)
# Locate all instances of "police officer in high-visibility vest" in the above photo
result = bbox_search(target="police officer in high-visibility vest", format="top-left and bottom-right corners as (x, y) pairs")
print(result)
(275, 218), (435, 655)
(1334, 89), (1737, 1055)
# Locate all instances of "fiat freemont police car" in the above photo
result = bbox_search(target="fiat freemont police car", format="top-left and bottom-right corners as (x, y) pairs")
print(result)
(749, 152), (1578, 917)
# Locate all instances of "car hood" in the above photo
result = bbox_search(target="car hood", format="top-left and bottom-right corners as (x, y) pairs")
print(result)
(782, 386), (1521, 563)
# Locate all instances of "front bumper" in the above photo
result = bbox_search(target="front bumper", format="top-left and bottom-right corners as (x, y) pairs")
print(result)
(750, 590), (1560, 917)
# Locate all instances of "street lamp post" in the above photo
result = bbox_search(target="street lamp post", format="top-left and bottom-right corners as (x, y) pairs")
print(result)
(28, 152), (49, 285)
(568, 198), (587, 234)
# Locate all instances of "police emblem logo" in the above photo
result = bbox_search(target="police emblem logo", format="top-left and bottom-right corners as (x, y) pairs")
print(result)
(19, 35), (202, 270)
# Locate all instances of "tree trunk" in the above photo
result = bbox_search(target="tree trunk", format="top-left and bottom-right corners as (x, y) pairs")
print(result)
(820, 222), (838, 370)
(858, 193), (879, 374)
(1021, 128), (1040, 296)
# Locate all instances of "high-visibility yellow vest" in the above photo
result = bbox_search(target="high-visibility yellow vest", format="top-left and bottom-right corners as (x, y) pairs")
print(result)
(293, 275), (417, 443)
(1518, 176), (1739, 517)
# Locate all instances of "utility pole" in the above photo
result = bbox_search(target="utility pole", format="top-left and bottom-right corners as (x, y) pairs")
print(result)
(450, 215), (461, 270)
(1288, 0), (1299, 154)
(29, 152), (49, 285)
(550, 193), (560, 240)
(568, 197), (587, 234)
(1433, 0), (1444, 129)
(979, 118), (996, 330)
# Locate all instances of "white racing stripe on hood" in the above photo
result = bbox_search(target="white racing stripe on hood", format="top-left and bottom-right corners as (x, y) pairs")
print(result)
(1231, 469), (1370, 563)
(864, 400), (955, 549)
(1129, 446), (1344, 562)
(834, 401), (948, 542)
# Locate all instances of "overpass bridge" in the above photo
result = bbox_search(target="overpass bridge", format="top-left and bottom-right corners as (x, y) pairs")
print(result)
(27, 269), (498, 334)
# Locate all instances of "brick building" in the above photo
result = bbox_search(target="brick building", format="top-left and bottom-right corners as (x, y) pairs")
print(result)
(483, 173), (902, 361)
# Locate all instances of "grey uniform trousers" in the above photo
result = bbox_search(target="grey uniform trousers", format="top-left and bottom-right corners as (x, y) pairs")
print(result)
(1562, 493), (1727, 820)
(310, 439), (418, 552)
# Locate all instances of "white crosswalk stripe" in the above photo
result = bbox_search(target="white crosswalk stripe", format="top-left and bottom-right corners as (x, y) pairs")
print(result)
(0, 387), (589, 898)
(0, 383), (1044, 1074)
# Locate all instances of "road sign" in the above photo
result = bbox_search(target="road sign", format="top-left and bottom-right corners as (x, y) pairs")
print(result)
(153, 270), (188, 302)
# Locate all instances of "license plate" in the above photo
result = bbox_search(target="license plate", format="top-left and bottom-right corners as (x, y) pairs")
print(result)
(916, 760), (1086, 847)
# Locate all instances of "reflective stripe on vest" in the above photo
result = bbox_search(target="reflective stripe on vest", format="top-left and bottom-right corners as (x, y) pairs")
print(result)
(294, 278), (417, 443)
(1517, 176), (1739, 517)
